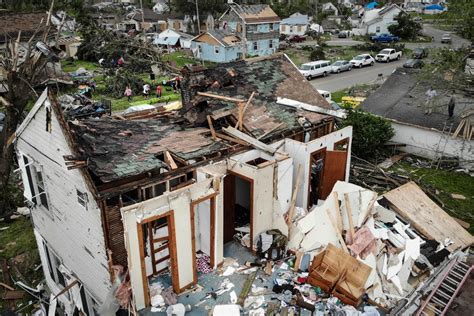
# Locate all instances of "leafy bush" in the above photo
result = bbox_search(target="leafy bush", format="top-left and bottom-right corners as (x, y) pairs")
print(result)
(310, 47), (326, 61)
(105, 70), (144, 98)
(339, 109), (394, 159)
(388, 12), (422, 40)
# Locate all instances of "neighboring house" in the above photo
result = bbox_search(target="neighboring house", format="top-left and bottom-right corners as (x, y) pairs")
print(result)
(152, 0), (169, 14)
(123, 8), (162, 32)
(322, 19), (341, 33)
(90, 12), (121, 30)
(322, 2), (340, 16)
(280, 12), (309, 36)
(353, 4), (404, 35)
(15, 54), (352, 313)
(219, 3), (280, 58)
(0, 12), (53, 51)
(348, 15), (360, 27)
(167, 13), (215, 35)
(57, 36), (82, 58)
(361, 68), (474, 169)
(191, 30), (242, 63)
(338, 0), (354, 8)
(153, 28), (193, 49)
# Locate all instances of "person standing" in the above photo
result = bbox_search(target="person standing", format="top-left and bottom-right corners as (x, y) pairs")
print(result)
(448, 90), (456, 119)
(143, 83), (150, 99)
(156, 85), (162, 98)
(124, 86), (132, 102)
(424, 87), (438, 115)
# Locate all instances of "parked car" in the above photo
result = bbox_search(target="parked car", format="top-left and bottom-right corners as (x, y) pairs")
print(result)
(412, 47), (428, 59)
(375, 48), (402, 62)
(403, 59), (424, 69)
(331, 60), (352, 73)
(350, 54), (375, 68)
(441, 33), (452, 44)
(371, 33), (400, 43)
(299, 60), (332, 79)
(317, 89), (332, 102)
(287, 35), (306, 43)
(338, 31), (349, 38)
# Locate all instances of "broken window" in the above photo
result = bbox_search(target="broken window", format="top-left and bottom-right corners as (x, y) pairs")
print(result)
(141, 182), (166, 200)
(35, 169), (49, 210)
(214, 46), (220, 54)
(43, 241), (67, 289)
(253, 41), (258, 51)
(246, 157), (269, 166)
(269, 40), (273, 49)
(77, 189), (88, 208)
(22, 156), (49, 209)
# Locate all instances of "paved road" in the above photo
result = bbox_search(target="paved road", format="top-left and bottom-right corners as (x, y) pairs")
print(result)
(405, 24), (470, 50)
(309, 58), (405, 93)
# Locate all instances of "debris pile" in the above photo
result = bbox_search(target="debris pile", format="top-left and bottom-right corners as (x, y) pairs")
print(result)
(59, 94), (111, 119)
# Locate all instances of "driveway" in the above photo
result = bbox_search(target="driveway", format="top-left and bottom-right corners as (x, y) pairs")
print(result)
(309, 58), (405, 92)
(403, 24), (471, 50)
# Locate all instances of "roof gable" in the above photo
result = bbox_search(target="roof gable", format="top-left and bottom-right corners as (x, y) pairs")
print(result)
(224, 4), (280, 24)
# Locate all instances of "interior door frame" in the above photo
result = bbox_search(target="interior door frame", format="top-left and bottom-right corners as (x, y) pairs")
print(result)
(307, 147), (327, 209)
(137, 210), (179, 307)
(190, 193), (217, 284)
(225, 171), (254, 251)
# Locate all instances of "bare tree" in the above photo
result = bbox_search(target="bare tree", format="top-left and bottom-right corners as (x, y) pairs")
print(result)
(0, 23), (52, 220)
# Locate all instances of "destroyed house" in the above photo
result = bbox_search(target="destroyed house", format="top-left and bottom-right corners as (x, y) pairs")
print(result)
(14, 54), (353, 313)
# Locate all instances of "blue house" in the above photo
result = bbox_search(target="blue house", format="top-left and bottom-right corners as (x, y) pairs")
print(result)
(218, 4), (280, 58)
(191, 30), (242, 63)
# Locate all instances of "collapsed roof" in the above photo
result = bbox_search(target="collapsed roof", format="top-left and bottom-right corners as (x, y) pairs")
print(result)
(224, 4), (281, 23)
(68, 54), (334, 185)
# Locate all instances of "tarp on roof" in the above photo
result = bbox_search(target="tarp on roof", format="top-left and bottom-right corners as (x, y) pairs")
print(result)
(425, 4), (444, 10)
(365, 1), (379, 9)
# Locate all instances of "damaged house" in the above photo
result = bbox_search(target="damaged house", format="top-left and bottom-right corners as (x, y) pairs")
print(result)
(14, 54), (352, 313)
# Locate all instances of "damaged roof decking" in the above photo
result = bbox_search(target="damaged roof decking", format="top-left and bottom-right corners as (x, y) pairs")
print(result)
(182, 54), (331, 138)
(229, 4), (281, 23)
(69, 119), (230, 183)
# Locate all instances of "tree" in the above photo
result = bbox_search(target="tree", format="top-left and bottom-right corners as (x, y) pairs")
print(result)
(446, 0), (474, 41)
(339, 109), (395, 160)
(0, 26), (52, 220)
(388, 12), (421, 40)
(172, 0), (226, 15)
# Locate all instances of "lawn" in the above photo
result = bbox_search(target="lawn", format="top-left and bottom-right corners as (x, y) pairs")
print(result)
(284, 47), (312, 66)
(390, 161), (474, 234)
(0, 216), (43, 313)
(331, 89), (348, 103)
(162, 51), (204, 68)
(61, 59), (99, 72)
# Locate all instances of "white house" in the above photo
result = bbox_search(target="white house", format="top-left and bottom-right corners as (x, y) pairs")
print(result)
(152, 0), (169, 14)
(353, 4), (404, 35)
(153, 28), (193, 48)
(322, 2), (340, 16)
(361, 68), (474, 169)
(280, 12), (309, 36)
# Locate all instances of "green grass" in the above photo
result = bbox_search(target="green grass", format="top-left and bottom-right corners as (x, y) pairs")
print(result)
(162, 51), (200, 68)
(284, 48), (311, 66)
(390, 161), (474, 233)
(0, 216), (42, 312)
(332, 89), (348, 103)
(61, 59), (99, 73)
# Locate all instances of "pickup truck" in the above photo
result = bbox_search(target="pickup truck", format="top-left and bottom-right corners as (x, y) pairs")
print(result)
(371, 33), (400, 43)
(375, 49), (402, 62)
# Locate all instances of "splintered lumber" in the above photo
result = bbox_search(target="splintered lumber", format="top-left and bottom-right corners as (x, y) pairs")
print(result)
(53, 280), (79, 300)
(207, 115), (216, 140)
(238, 271), (257, 305)
(0, 282), (15, 291)
(197, 92), (245, 103)
(325, 209), (349, 253)
(223, 127), (277, 155)
(452, 120), (465, 138)
(164, 151), (178, 170)
(257, 122), (285, 140)
(235, 92), (255, 129)
(215, 132), (248, 146)
(287, 165), (303, 226)
(332, 192), (342, 232)
(344, 193), (355, 244)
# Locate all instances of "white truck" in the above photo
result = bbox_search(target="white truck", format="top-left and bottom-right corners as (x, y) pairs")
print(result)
(375, 48), (402, 62)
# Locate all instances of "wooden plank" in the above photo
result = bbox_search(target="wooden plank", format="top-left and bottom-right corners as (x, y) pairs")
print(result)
(235, 92), (255, 129)
(452, 119), (465, 138)
(256, 122), (285, 140)
(148, 223), (157, 275)
(153, 236), (169, 243)
(207, 115), (216, 140)
(164, 151), (178, 170)
(383, 182), (474, 252)
(53, 280), (79, 300)
(325, 209), (349, 253)
(197, 92), (245, 103)
(156, 255), (171, 264)
(215, 132), (248, 146)
(287, 165), (303, 239)
(153, 243), (169, 254)
(223, 127), (277, 155)
(0, 282), (15, 291)
(344, 193), (355, 244)
(332, 192), (342, 233)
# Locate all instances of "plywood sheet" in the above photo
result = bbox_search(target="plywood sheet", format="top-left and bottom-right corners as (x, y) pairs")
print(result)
(383, 182), (474, 252)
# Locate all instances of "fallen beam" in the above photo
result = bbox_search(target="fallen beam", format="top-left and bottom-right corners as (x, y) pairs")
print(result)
(223, 126), (277, 155)
(197, 92), (245, 103)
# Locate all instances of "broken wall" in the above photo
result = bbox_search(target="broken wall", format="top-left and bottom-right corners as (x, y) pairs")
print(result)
(15, 92), (111, 310)
(121, 178), (218, 310)
(284, 126), (353, 208)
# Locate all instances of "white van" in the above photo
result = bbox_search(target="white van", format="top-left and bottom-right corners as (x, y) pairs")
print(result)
(299, 60), (332, 80)
(317, 89), (332, 102)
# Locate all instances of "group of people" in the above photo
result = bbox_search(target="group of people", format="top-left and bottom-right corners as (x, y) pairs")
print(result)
(423, 87), (456, 117)
(123, 76), (182, 103)
(98, 56), (125, 68)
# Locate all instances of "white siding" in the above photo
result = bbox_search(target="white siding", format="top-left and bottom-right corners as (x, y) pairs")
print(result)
(16, 100), (111, 305)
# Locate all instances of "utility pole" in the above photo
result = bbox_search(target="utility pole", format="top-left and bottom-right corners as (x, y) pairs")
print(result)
(140, 0), (145, 35)
(195, 0), (201, 34)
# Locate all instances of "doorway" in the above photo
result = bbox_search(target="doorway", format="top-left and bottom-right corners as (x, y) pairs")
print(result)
(223, 172), (253, 249)
(308, 148), (327, 209)
(137, 211), (179, 307)
(191, 194), (216, 283)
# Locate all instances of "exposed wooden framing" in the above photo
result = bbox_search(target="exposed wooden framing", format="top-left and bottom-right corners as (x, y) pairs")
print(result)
(235, 91), (256, 130)
(332, 192), (342, 232)
(452, 120), (465, 138)
(190, 193), (217, 285)
(148, 223), (157, 275)
(137, 211), (180, 307)
(307, 148), (327, 209)
(344, 193), (355, 244)
(153, 236), (168, 243)
(197, 92), (245, 103)
(153, 243), (169, 254)
(223, 127), (277, 155)
(287, 164), (303, 228)
(325, 209), (349, 253)
(164, 151), (178, 170)
(215, 132), (249, 146)
(207, 115), (217, 140)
